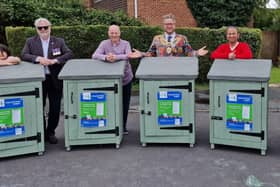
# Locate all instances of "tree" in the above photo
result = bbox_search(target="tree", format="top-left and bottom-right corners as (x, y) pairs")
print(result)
(256, 0), (269, 8)
(187, 0), (257, 28)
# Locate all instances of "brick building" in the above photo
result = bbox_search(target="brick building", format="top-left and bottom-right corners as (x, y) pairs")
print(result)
(83, 0), (197, 27)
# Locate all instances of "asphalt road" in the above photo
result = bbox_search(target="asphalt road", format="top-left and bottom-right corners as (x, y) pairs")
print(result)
(0, 88), (280, 187)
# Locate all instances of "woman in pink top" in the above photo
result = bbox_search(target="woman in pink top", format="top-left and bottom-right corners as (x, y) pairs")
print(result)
(211, 26), (253, 60)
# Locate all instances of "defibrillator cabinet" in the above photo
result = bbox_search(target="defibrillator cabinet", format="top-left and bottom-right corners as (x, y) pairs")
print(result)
(207, 59), (271, 155)
(0, 62), (45, 158)
(136, 57), (198, 147)
(59, 59), (124, 151)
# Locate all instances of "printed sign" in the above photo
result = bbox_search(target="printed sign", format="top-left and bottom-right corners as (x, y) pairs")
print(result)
(226, 94), (253, 131)
(80, 92), (107, 128)
(0, 98), (25, 137)
(157, 91), (183, 126)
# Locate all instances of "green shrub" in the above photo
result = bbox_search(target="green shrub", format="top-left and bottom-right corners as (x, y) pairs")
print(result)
(0, 26), (6, 44)
(6, 26), (261, 82)
(0, 0), (143, 27)
(0, 0), (38, 27)
(31, 0), (82, 8)
(188, 0), (256, 28)
(253, 8), (280, 31)
(0, 0), (143, 43)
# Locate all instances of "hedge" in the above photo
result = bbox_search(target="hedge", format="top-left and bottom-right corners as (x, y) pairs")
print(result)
(6, 25), (262, 82)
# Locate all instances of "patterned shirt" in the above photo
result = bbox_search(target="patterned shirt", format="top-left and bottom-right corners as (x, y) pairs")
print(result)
(147, 33), (196, 57)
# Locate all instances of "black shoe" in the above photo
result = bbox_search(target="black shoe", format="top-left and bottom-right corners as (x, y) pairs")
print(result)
(46, 135), (58, 144)
(123, 129), (128, 135)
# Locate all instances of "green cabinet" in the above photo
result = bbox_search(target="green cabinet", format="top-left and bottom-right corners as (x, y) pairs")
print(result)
(136, 57), (198, 147)
(59, 59), (124, 151)
(207, 59), (272, 155)
(0, 62), (45, 158)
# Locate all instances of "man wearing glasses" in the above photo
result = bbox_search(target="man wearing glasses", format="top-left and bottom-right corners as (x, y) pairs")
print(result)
(22, 18), (73, 144)
(129, 13), (208, 58)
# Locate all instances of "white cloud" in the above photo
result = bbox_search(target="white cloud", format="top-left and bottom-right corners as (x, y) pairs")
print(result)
(266, 0), (279, 8)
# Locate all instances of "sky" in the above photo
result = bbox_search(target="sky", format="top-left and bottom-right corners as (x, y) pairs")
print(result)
(266, 0), (279, 8)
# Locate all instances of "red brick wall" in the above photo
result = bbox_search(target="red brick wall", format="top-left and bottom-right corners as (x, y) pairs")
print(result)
(127, 0), (135, 18)
(84, 0), (197, 27)
(83, 0), (92, 8)
(90, 0), (127, 12)
(128, 0), (197, 27)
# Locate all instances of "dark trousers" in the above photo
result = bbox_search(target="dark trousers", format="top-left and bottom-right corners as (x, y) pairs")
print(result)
(122, 81), (132, 131)
(42, 75), (63, 136)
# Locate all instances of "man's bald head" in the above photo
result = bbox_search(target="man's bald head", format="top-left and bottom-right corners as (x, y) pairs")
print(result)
(108, 25), (120, 33)
(108, 25), (121, 43)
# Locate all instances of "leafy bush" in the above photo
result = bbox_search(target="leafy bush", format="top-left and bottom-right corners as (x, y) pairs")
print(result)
(188, 0), (256, 28)
(0, 0), (143, 44)
(31, 0), (82, 8)
(0, 0), (38, 26)
(0, 0), (143, 27)
(253, 8), (280, 31)
(6, 26), (261, 82)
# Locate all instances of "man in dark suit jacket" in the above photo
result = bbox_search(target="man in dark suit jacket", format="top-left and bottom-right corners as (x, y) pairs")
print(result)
(21, 17), (73, 144)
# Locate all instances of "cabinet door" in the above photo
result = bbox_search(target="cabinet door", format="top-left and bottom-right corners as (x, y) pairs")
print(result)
(0, 85), (40, 149)
(143, 80), (193, 137)
(212, 81), (263, 142)
(68, 80), (119, 140)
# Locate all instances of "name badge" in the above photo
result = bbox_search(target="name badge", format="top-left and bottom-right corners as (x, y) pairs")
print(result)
(52, 48), (61, 56)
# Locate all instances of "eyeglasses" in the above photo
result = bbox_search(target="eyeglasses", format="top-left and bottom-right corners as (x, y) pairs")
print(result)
(37, 26), (49, 30)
